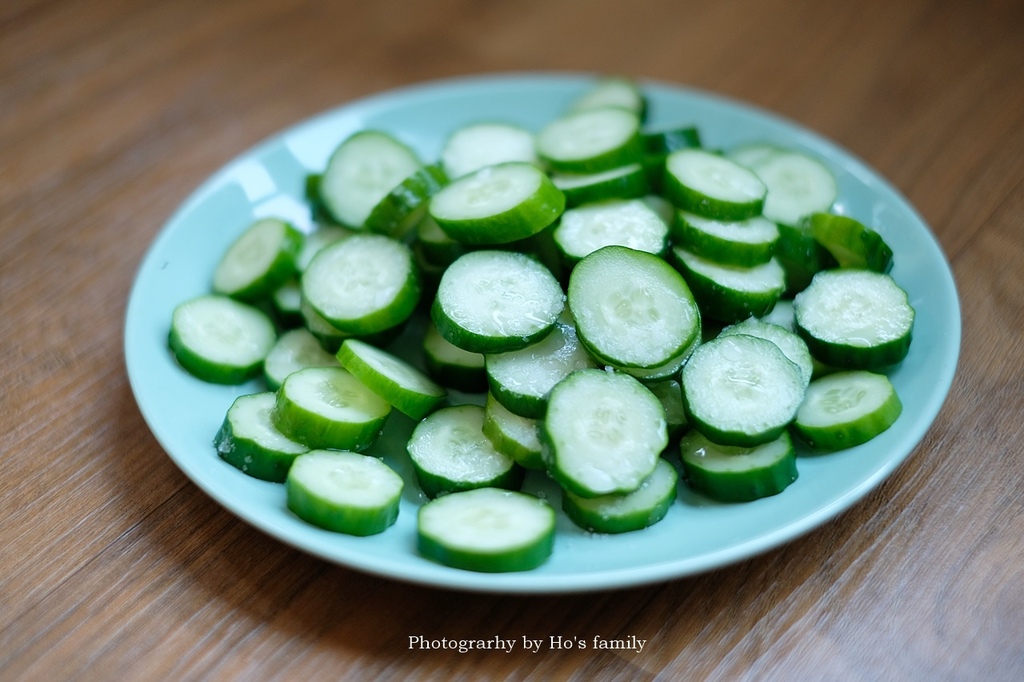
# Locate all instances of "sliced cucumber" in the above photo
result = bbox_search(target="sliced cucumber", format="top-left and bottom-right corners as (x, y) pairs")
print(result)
(553, 198), (669, 266)
(670, 246), (786, 324)
(562, 457), (677, 534)
(296, 225), (352, 271)
(417, 487), (556, 572)
(671, 211), (779, 268)
(551, 163), (649, 207)
(536, 106), (644, 173)
(543, 369), (667, 498)
(642, 126), (702, 191)
(336, 339), (447, 420)
(679, 429), (798, 502)
(168, 294), (277, 384)
(286, 450), (403, 536)
(406, 404), (523, 498)
(793, 370), (903, 450)
(647, 378), (689, 440)
(431, 249), (565, 354)
(214, 392), (309, 482)
(774, 219), (838, 296)
(440, 122), (538, 179)
(482, 392), (545, 470)
(663, 149), (767, 221)
(794, 269), (915, 369)
(363, 163), (448, 239)
(568, 245), (701, 369)
(421, 321), (487, 392)
(719, 318), (813, 387)
(415, 214), (466, 269)
(749, 150), (837, 227)
(264, 327), (340, 391)
(212, 217), (303, 301)
(569, 76), (646, 118)
(808, 212), (893, 273)
(726, 141), (787, 170)
(681, 333), (805, 447)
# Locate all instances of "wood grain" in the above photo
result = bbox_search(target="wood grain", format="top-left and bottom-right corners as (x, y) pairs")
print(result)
(2, 0), (1022, 679)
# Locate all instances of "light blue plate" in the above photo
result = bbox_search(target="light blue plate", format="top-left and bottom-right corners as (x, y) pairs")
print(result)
(124, 73), (961, 593)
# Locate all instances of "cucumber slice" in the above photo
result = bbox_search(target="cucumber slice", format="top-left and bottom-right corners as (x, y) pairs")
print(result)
(212, 217), (303, 301)
(264, 327), (340, 391)
(319, 130), (422, 228)
(536, 106), (644, 173)
(569, 76), (646, 118)
(553, 198), (669, 266)
(663, 149), (767, 221)
(482, 392), (545, 470)
(415, 214), (466, 268)
(726, 141), (787, 170)
(429, 162), (565, 246)
(421, 321), (487, 392)
(568, 245), (701, 370)
(168, 294), (277, 385)
(417, 487), (556, 572)
(286, 450), (403, 536)
(431, 249), (565, 354)
(670, 246), (786, 324)
(363, 163), (448, 239)
(296, 225), (352, 271)
(543, 369), (668, 498)
(719, 318), (813, 387)
(299, 296), (353, 354)
(336, 339), (447, 420)
(679, 429), (798, 502)
(214, 392), (309, 482)
(671, 211), (779, 268)
(793, 269), (915, 369)
(681, 334), (805, 447)
(774, 219), (838, 296)
(406, 404), (524, 498)
(647, 378), (689, 440)
(551, 163), (649, 207)
(642, 126), (701, 191)
(562, 457), (678, 533)
(302, 234), (420, 335)
(793, 370), (903, 450)
(749, 150), (837, 227)
(272, 366), (392, 451)
(485, 320), (597, 419)
(808, 212), (893, 273)
(440, 122), (538, 179)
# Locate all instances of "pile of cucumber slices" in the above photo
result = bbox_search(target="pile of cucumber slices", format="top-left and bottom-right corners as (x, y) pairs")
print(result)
(168, 76), (914, 573)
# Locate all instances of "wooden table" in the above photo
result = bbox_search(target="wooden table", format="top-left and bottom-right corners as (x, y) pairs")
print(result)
(3, 0), (1022, 679)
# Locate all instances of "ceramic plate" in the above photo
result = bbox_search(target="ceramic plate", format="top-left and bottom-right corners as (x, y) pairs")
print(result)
(124, 73), (960, 593)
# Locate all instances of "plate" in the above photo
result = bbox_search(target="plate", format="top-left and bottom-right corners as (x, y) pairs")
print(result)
(124, 73), (961, 593)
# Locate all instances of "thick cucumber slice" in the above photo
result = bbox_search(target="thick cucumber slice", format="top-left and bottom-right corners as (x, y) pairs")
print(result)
(551, 163), (649, 207)
(429, 162), (565, 246)
(169, 295), (277, 385)
(670, 246), (786, 324)
(663, 149), (767, 221)
(794, 269), (915, 369)
(719, 318), (813, 387)
(286, 450), (403, 536)
(302, 234), (420, 335)
(774, 220), (838, 296)
(264, 327), (340, 391)
(671, 211), (779, 268)
(793, 370), (903, 450)
(808, 212), (894, 273)
(543, 369), (668, 498)
(319, 130), (422, 228)
(272, 366), (392, 451)
(642, 126), (702, 191)
(440, 122), (538, 179)
(483, 392), (545, 470)
(406, 404), (524, 498)
(214, 392), (309, 482)
(336, 339), (447, 420)
(415, 214), (466, 268)
(363, 163), (448, 239)
(553, 198), (669, 266)
(562, 457), (678, 534)
(417, 487), (556, 573)
(212, 217), (303, 301)
(681, 334), (805, 447)
(679, 429), (798, 502)
(568, 245), (701, 369)
(568, 76), (646, 118)
(485, 320), (597, 419)
(431, 250), (565, 354)
(536, 106), (644, 173)
(421, 321), (487, 392)
(749, 150), (838, 227)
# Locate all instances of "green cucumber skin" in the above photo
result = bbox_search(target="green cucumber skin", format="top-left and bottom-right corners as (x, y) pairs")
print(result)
(561, 460), (679, 534)
(213, 411), (307, 483)
(796, 326), (914, 370)
(215, 219), (305, 302)
(413, 461), (525, 500)
(364, 164), (449, 238)
(670, 251), (784, 325)
(792, 373), (903, 451)
(679, 432), (799, 502)
(416, 521), (553, 573)
(670, 212), (777, 268)
(285, 455), (402, 536)
(808, 213), (893, 273)
(168, 327), (264, 385)
(774, 221), (838, 296)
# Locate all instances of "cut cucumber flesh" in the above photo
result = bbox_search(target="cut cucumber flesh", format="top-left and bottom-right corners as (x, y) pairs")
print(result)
(319, 130), (422, 228)
(793, 370), (903, 450)
(272, 366), (392, 451)
(286, 450), (403, 536)
(719, 318), (813, 387)
(553, 198), (669, 265)
(415, 214), (466, 268)
(749, 150), (837, 227)
(679, 429), (798, 502)
(264, 327), (340, 391)
(417, 487), (556, 573)
(562, 457), (678, 534)
(671, 246), (786, 323)
(440, 122), (538, 179)
(301, 234), (420, 335)
(483, 392), (545, 470)
(407, 404), (523, 498)
(168, 295), (277, 385)
(212, 218), (303, 300)
(485, 320), (597, 419)
(601, 333), (698, 384)
(421, 321), (487, 392)
(214, 392), (309, 482)
(808, 212), (893, 272)
(363, 163), (448, 239)
(681, 333), (805, 447)
(429, 162), (565, 245)
(543, 369), (668, 498)
(296, 226), (352, 271)
(794, 269), (915, 369)
(336, 339), (447, 420)
(671, 211), (779, 268)
(551, 163), (649, 207)
(726, 142), (787, 170)
(536, 106), (644, 173)
(663, 149), (767, 221)
(299, 296), (353, 354)
(568, 245), (701, 369)
(647, 378), (689, 439)
(569, 76), (646, 117)
(431, 249), (565, 354)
